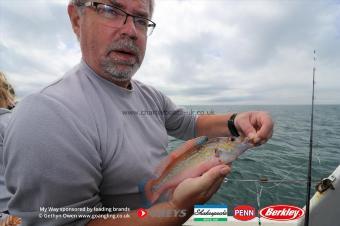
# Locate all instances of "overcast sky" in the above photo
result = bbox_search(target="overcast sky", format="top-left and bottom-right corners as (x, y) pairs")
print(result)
(0, 0), (339, 105)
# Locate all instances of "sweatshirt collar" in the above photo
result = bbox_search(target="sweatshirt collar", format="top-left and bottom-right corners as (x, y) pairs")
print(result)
(79, 59), (134, 94)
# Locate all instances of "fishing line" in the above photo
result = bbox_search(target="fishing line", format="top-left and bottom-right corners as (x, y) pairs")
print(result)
(314, 143), (321, 165)
(225, 179), (319, 183)
(256, 182), (263, 226)
(304, 50), (317, 226)
(311, 73), (321, 166)
(224, 161), (316, 187)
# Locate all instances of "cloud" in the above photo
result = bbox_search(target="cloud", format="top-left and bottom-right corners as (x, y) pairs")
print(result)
(0, 0), (339, 104)
(0, 0), (80, 90)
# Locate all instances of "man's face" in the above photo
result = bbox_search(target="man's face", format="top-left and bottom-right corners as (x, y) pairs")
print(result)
(71, 0), (150, 84)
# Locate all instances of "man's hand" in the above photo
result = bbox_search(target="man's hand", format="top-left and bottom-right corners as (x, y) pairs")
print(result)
(168, 164), (231, 210)
(234, 111), (274, 145)
(87, 163), (231, 226)
(196, 111), (274, 146)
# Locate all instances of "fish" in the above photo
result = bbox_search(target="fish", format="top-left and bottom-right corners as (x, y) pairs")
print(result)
(143, 136), (254, 204)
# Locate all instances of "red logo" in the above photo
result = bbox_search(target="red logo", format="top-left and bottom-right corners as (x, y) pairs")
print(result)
(234, 205), (256, 221)
(259, 205), (304, 221)
(137, 208), (148, 218)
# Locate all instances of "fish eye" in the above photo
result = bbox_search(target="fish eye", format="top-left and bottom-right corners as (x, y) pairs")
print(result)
(230, 137), (235, 142)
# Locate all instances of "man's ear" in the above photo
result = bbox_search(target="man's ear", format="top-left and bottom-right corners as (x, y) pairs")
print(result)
(68, 4), (81, 40)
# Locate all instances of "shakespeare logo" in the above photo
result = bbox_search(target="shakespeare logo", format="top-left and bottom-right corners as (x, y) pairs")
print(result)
(194, 204), (228, 222)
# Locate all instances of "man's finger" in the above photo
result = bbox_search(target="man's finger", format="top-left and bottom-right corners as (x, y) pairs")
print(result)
(255, 113), (274, 143)
(202, 165), (231, 198)
(205, 176), (225, 198)
(237, 118), (257, 139)
(198, 165), (231, 189)
(257, 115), (273, 136)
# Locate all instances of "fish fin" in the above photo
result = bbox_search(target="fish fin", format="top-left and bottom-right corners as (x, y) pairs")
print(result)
(143, 178), (162, 204)
(166, 188), (175, 202)
(154, 136), (207, 177)
(138, 179), (152, 207)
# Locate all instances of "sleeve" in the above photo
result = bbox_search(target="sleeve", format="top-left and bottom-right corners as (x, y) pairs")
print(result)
(162, 94), (197, 140)
(3, 94), (102, 226)
(0, 112), (12, 212)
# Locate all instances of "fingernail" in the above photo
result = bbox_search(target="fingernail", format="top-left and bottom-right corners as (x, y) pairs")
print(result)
(220, 166), (230, 175)
(196, 136), (208, 145)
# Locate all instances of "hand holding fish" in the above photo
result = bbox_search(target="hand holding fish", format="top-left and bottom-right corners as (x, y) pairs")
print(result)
(169, 163), (231, 210)
(143, 136), (253, 204)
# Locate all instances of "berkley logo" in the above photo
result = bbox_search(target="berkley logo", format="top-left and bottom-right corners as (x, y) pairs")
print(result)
(259, 205), (304, 221)
(234, 205), (256, 221)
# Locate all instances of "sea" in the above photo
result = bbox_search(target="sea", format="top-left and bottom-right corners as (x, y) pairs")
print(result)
(166, 105), (340, 212)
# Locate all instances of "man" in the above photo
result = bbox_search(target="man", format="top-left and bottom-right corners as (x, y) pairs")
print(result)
(3, 0), (273, 225)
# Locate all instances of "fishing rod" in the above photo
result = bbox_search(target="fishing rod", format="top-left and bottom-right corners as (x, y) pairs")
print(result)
(304, 50), (316, 226)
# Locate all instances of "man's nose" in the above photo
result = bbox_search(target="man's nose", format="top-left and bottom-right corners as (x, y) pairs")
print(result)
(120, 15), (137, 39)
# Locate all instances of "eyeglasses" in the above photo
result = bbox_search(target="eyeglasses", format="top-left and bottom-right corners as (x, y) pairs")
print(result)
(81, 1), (156, 36)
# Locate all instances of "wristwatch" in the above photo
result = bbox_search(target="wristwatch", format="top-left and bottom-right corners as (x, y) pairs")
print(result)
(228, 113), (240, 137)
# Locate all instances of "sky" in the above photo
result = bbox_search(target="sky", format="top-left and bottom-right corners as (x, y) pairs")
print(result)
(0, 0), (339, 105)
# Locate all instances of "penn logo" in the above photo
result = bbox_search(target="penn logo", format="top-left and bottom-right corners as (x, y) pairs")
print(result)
(259, 205), (304, 221)
(233, 205), (256, 221)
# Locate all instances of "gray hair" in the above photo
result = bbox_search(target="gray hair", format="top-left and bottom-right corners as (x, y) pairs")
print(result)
(69, 0), (155, 18)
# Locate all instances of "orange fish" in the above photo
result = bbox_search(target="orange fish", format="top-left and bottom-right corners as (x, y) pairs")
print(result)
(143, 136), (253, 204)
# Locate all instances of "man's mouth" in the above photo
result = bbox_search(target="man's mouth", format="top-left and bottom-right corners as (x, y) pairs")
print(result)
(112, 48), (136, 57)
(109, 49), (138, 64)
